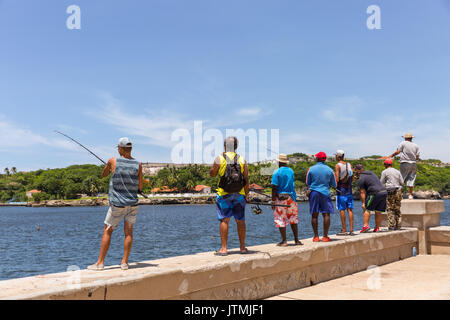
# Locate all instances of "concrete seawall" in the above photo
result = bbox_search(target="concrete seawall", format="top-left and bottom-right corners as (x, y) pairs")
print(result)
(0, 200), (447, 300)
(0, 229), (417, 300)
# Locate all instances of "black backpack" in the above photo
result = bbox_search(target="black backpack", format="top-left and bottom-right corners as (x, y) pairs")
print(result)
(218, 153), (246, 193)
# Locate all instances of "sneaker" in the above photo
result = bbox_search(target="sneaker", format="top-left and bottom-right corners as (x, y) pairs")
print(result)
(120, 263), (129, 270)
(408, 195), (413, 200)
(360, 225), (370, 233)
(321, 236), (331, 242)
(87, 263), (104, 271)
(313, 236), (320, 242)
(348, 231), (355, 236)
(373, 227), (380, 233)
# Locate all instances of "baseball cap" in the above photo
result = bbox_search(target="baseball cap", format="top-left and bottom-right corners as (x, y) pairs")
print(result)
(118, 137), (132, 147)
(335, 149), (345, 157)
(384, 158), (393, 165)
(355, 164), (364, 171)
(315, 151), (327, 161)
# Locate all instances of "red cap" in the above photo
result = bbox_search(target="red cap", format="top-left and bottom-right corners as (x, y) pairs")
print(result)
(315, 151), (327, 161)
(384, 158), (393, 165)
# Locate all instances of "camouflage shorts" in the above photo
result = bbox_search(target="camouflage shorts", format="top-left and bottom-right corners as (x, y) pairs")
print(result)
(386, 188), (402, 229)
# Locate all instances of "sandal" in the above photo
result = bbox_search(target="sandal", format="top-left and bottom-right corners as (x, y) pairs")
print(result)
(214, 251), (228, 256)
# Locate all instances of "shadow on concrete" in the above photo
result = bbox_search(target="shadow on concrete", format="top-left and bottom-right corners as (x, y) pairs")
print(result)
(216, 249), (262, 256)
(129, 262), (159, 269)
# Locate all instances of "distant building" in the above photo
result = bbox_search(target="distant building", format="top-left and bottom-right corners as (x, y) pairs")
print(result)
(249, 183), (264, 191)
(26, 190), (41, 199)
(151, 186), (178, 193)
(194, 185), (211, 194)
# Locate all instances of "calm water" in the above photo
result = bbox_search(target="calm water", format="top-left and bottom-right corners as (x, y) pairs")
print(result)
(1, 200), (449, 280)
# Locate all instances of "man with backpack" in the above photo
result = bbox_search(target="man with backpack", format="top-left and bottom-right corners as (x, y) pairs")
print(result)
(334, 150), (355, 236)
(210, 136), (249, 256)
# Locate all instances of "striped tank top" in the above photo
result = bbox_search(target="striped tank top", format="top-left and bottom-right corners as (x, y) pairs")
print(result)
(109, 157), (140, 207)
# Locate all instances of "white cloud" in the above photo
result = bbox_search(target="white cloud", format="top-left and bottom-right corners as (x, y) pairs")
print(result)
(87, 92), (272, 148)
(321, 95), (363, 122)
(281, 97), (450, 162)
(0, 114), (79, 151)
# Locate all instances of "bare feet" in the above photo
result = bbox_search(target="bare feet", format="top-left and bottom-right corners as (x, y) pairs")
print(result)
(295, 240), (303, 245)
(240, 247), (249, 254)
(277, 241), (288, 247)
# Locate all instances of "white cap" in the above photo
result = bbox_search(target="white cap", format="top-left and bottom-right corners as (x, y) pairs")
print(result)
(335, 149), (345, 157)
(118, 137), (132, 147)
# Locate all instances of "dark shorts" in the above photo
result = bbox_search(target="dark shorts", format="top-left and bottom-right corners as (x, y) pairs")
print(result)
(216, 193), (246, 221)
(366, 192), (387, 212)
(309, 190), (334, 215)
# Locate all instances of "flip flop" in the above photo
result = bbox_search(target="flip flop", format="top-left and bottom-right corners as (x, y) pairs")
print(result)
(336, 231), (347, 236)
(240, 248), (249, 254)
(214, 251), (228, 256)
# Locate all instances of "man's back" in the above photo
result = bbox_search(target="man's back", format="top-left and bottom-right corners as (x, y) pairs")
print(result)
(397, 141), (420, 163)
(216, 152), (246, 196)
(380, 167), (404, 189)
(272, 166), (296, 201)
(109, 157), (140, 207)
(357, 170), (386, 195)
(306, 162), (336, 196)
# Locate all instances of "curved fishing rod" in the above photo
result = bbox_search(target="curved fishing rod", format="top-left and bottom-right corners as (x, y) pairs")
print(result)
(55, 131), (107, 165)
(54, 130), (148, 199)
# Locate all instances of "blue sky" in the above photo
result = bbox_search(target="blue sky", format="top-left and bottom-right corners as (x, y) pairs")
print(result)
(1, 0), (450, 171)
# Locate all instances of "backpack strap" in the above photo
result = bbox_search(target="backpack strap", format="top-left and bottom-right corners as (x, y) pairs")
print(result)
(224, 152), (238, 165)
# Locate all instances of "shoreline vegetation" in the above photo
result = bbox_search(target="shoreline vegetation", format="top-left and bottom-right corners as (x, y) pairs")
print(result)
(1, 153), (449, 207)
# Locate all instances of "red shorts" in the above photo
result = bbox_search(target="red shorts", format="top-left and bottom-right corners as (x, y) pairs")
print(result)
(273, 197), (299, 228)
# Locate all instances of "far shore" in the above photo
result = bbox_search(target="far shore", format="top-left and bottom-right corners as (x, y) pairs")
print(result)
(0, 190), (447, 208)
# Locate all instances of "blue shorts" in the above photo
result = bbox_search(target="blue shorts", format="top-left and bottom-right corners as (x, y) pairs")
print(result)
(216, 193), (246, 221)
(336, 194), (354, 211)
(309, 190), (334, 215)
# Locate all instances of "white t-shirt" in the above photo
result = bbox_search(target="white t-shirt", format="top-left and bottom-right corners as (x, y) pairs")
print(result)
(380, 167), (404, 188)
(397, 141), (420, 163)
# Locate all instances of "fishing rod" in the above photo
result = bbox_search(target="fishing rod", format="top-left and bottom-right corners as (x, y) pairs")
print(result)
(54, 130), (148, 199)
(247, 201), (291, 215)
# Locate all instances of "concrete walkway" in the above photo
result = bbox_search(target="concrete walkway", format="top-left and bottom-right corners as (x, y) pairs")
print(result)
(267, 255), (450, 300)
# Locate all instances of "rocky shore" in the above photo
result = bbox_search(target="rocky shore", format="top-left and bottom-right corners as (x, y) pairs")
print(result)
(0, 190), (447, 208)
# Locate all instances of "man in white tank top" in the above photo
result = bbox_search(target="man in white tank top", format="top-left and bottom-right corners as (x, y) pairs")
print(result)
(334, 150), (354, 236)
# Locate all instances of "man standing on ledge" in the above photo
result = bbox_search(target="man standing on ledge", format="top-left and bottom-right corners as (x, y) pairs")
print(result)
(306, 152), (336, 242)
(271, 154), (302, 246)
(388, 133), (420, 199)
(354, 164), (387, 233)
(334, 150), (355, 236)
(210, 136), (249, 256)
(380, 158), (404, 230)
(88, 137), (143, 271)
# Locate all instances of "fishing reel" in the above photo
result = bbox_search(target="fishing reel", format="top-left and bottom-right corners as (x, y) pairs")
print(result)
(251, 204), (263, 215)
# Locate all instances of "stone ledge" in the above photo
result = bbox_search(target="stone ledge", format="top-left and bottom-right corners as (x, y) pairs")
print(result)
(398, 199), (445, 215)
(429, 226), (450, 243)
(0, 228), (418, 300)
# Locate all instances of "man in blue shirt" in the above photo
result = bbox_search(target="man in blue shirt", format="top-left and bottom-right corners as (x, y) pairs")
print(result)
(306, 152), (337, 242)
(271, 154), (302, 246)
